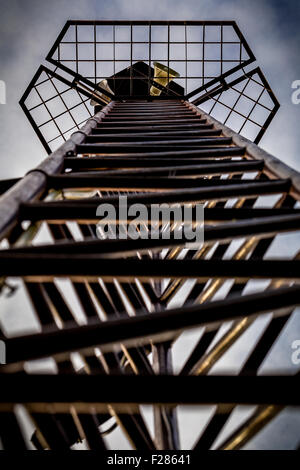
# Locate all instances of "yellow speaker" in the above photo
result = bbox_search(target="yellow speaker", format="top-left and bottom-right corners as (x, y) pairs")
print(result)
(90, 79), (114, 106)
(150, 62), (180, 96)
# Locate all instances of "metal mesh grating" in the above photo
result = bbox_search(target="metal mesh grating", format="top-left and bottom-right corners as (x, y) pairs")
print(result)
(19, 20), (280, 153)
(47, 21), (253, 93)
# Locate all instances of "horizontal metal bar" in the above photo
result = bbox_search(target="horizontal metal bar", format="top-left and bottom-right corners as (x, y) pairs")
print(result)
(72, 147), (244, 160)
(94, 119), (207, 127)
(45, 179), (290, 201)
(91, 124), (214, 134)
(0, 257), (299, 279)
(14, 211), (300, 251)
(63, 160), (263, 176)
(112, 105), (186, 108)
(95, 120), (208, 128)
(108, 110), (194, 114)
(85, 130), (222, 142)
(46, 175), (273, 190)
(0, 375), (299, 406)
(78, 137), (232, 147)
(104, 115), (197, 121)
(108, 108), (194, 112)
(65, 20), (237, 26)
(76, 138), (233, 153)
(2, 285), (300, 364)
(96, 95), (185, 100)
(18, 204), (300, 223)
(64, 155), (243, 170)
(102, 104), (188, 108)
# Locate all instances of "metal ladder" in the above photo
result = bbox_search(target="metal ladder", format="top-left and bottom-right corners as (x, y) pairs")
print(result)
(0, 99), (300, 450)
